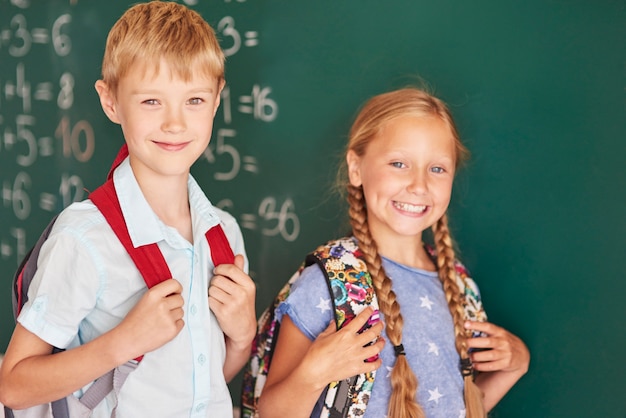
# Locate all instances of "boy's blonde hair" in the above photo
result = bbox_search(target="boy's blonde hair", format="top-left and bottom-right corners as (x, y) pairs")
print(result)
(342, 88), (485, 418)
(101, 1), (225, 96)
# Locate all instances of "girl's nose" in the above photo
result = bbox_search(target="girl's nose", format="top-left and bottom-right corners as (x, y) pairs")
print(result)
(407, 171), (428, 194)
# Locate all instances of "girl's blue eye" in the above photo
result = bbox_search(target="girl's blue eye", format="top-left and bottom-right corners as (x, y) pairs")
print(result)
(143, 99), (158, 105)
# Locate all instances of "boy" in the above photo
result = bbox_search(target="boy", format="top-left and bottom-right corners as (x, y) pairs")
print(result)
(0, 2), (256, 417)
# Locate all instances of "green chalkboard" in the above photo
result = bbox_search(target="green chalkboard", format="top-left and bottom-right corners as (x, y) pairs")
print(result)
(1, 1), (624, 416)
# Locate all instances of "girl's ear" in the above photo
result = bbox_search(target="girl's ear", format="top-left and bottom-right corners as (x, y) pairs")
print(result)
(94, 80), (121, 124)
(346, 150), (363, 187)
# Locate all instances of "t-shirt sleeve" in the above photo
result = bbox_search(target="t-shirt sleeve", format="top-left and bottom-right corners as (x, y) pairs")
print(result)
(18, 223), (101, 349)
(275, 263), (334, 341)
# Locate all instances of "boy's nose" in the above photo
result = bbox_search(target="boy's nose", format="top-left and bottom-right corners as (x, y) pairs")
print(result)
(161, 107), (186, 133)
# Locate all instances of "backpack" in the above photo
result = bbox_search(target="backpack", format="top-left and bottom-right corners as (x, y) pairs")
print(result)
(240, 236), (487, 418)
(6, 144), (235, 418)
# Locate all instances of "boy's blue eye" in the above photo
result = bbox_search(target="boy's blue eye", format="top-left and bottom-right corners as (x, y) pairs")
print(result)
(431, 166), (445, 174)
(188, 97), (204, 105)
(391, 161), (405, 168)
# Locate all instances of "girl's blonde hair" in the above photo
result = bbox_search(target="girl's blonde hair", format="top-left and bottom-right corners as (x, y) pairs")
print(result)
(101, 1), (225, 97)
(342, 88), (484, 418)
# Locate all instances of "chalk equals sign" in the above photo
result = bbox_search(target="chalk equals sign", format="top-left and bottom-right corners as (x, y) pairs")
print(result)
(244, 31), (259, 47)
(31, 28), (49, 44)
(243, 156), (258, 174)
(34, 82), (54, 101)
(240, 213), (257, 231)
(39, 193), (57, 212)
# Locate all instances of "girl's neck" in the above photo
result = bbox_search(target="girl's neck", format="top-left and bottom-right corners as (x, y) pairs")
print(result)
(374, 233), (436, 271)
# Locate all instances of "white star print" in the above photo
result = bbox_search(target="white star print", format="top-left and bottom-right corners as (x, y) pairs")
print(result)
(420, 295), (434, 310)
(458, 409), (466, 418)
(427, 342), (439, 356)
(428, 387), (443, 403)
(316, 297), (331, 313)
(385, 365), (393, 378)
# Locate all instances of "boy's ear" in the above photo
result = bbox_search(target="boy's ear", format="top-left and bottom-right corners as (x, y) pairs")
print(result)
(94, 80), (121, 124)
(346, 150), (363, 187)
(213, 79), (225, 117)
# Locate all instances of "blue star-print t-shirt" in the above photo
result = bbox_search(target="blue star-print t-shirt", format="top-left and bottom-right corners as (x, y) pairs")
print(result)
(276, 255), (471, 418)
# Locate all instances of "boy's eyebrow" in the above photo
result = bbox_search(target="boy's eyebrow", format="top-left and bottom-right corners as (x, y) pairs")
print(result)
(129, 86), (217, 95)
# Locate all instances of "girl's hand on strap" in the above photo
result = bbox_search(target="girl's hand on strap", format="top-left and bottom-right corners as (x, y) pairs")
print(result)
(465, 320), (530, 411)
(303, 307), (385, 386)
(465, 320), (530, 376)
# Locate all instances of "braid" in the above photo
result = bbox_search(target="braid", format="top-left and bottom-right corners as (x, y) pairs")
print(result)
(347, 184), (424, 418)
(432, 214), (485, 418)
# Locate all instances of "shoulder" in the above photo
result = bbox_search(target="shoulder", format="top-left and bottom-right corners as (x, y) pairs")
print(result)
(213, 206), (238, 229)
(309, 236), (363, 266)
(52, 199), (107, 238)
(37, 199), (120, 275)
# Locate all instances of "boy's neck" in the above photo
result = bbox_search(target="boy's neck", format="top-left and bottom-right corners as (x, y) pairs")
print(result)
(136, 172), (194, 243)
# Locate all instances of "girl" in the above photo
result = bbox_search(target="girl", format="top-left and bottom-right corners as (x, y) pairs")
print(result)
(257, 88), (530, 418)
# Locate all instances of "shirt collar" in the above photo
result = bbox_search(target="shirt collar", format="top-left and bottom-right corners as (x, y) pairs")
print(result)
(112, 157), (222, 248)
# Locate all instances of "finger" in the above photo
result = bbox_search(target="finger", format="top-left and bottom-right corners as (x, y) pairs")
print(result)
(467, 335), (494, 350)
(470, 346), (501, 362)
(210, 275), (237, 296)
(208, 287), (228, 306)
(464, 320), (503, 336)
(151, 278), (183, 296)
(234, 254), (245, 270)
(345, 307), (377, 332)
(472, 355), (511, 372)
(356, 320), (384, 347)
(362, 334), (385, 359)
(164, 292), (184, 310)
(213, 261), (243, 281)
(170, 306), (185, 321)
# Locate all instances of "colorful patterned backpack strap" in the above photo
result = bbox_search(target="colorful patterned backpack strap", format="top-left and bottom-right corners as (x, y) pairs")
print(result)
(307, 237), (380, 418)
(452, 258), (488, 324)
(425, 245), (488, 323)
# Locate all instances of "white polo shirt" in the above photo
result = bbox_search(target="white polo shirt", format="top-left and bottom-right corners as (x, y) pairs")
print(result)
(18, 157), (247, 417)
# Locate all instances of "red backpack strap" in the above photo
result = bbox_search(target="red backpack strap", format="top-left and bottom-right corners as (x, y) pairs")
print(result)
(108, 144), (129, 180)
(205, 224), (235, 266)
(89, 179), (172, 288)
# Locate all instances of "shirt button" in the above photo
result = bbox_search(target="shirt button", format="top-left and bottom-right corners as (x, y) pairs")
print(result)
(195, 403), (205, 413)
(198, 353), (206, 365)
(190, 304), (198, 315)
